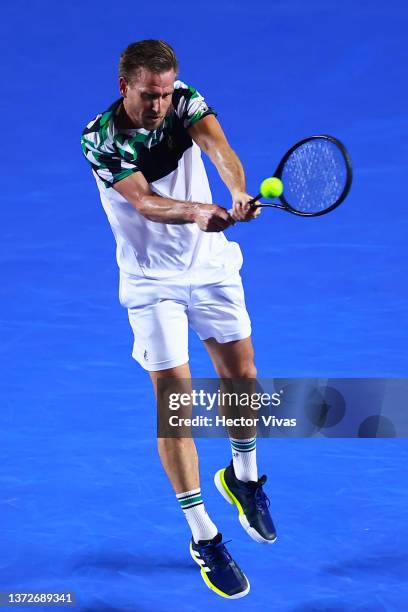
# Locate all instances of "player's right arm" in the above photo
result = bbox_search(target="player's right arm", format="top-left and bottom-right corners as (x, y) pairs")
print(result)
(82, 111), (232, 232)
(113, 172), (232, 232)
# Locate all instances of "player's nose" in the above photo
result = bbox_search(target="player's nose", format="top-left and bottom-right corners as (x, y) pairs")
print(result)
(152, 98), (161, 113)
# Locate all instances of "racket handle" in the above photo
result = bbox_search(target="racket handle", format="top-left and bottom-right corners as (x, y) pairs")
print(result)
(248, 193), (262, 209)
(227, 193), (262, 218)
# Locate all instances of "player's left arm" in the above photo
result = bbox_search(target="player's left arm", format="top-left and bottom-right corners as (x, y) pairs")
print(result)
(188, 115), (260, 222)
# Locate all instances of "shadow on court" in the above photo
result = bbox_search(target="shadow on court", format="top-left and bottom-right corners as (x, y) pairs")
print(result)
(322, 550), (408, 581)
(290, 603), (387, 612)
(71, 551), (196, 575)
(291, 604), (354, 612)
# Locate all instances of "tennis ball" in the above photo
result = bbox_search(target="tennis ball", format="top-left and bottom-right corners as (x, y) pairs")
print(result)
(260, 177), (283, 199)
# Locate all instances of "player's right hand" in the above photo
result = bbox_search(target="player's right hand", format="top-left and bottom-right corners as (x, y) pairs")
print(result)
(194, 204), (234, 232)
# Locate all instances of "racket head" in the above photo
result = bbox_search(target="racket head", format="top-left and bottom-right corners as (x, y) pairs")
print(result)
(275, 135), (353, 217)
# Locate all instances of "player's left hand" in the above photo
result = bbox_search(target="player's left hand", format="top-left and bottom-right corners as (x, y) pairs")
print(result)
(230, 191), (262, 222)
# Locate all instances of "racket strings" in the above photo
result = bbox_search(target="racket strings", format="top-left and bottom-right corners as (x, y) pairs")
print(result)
(281, 139), (348, 213)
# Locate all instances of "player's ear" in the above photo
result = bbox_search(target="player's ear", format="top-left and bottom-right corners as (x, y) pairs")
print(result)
(119, 76), (128, 98)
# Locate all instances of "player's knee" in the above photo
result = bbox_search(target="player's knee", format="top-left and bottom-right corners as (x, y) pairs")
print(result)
(240, 363), (257, 379)
(218, 362), (257, 379)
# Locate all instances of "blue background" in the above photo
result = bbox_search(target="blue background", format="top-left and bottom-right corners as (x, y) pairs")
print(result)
(1, 0), (408, 609)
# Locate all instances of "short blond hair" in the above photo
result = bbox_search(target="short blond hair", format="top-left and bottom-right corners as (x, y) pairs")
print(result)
(119, 39), (178, 83)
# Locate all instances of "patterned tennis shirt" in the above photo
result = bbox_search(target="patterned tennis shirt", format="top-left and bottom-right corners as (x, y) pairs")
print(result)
(81, 80), (242, 280)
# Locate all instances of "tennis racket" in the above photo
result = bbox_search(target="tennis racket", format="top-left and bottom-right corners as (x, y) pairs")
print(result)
(249, 135), (353, 217)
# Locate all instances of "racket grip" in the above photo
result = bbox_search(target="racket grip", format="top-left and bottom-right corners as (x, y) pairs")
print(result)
(227, 193), (262, 225)
(228, 194), (262, 214)
(248, 193), (262, 209)
(227, 193), (262, 219)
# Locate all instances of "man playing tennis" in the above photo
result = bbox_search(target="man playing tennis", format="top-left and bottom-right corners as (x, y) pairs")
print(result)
(81, 39), (276, 599)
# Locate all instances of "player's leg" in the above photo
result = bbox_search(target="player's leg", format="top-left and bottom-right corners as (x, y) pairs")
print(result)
(204, 336), (259, 480)
(150, 362), (218, 542)
(150, 363), (200, 491)
(189, 273), (276, 543)
(204, 336), (277, 544)
(150, 363), (249, 598)
(121, 276), (216, 540)
(204, 335), (257, 380)
(189, 274), (258, 481)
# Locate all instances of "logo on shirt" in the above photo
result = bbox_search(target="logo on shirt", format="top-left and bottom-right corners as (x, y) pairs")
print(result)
(144, 350), (149, 362)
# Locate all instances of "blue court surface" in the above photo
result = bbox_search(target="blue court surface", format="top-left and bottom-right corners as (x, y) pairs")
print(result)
(2, 0), (408, 610)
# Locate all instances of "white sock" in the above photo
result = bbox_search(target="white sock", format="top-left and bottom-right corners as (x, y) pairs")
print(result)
(176, 488), (218, 543)
(230, 437), (258, 482)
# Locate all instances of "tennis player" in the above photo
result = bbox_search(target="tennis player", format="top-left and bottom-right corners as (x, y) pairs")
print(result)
(81, 39), (276, 599)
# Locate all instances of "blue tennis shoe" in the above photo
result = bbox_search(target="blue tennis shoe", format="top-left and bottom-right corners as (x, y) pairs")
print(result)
(214, 461), (277, 544)
(190, 532), (250, 598)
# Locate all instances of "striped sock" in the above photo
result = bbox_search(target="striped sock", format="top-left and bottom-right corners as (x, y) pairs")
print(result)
(230, 437), (258, 482)
(176, 488), (218, 544)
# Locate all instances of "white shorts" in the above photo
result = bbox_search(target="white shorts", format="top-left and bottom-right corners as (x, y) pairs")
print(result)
(119, 270), (252, 372)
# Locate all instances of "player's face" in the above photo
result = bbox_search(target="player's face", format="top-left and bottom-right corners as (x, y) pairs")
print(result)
(120, 68), (176, 130)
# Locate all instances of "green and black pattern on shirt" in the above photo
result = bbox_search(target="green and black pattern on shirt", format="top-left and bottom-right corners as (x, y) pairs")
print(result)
(81, 81), (216, 187)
